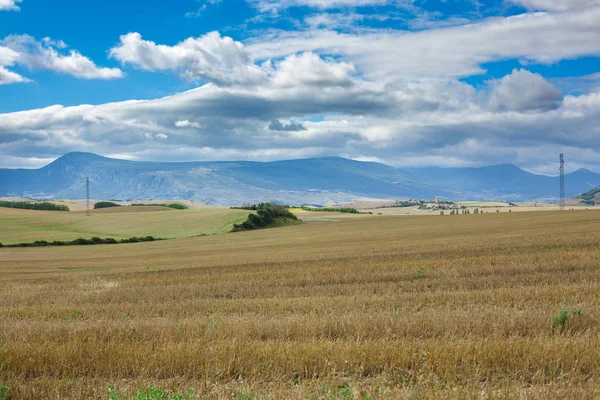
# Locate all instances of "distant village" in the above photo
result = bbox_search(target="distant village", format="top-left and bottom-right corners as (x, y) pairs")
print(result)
(390, 197), (461, 210)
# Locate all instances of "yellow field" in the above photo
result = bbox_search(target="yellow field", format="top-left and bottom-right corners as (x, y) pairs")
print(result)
(1, 211), (600, 398)
(0, 207), (249, 244)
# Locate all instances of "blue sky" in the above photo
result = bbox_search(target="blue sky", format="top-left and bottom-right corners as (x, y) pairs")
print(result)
(0, 0), (599, 173)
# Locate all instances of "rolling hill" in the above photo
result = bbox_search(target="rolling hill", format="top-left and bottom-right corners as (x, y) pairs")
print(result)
(0, 152), (598, 204)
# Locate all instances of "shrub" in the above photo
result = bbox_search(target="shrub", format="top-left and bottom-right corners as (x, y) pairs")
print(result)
(0, 201), (69, 211)
(166, 203), (188, 210)
(231, 203), (299, 232)
(94, 201), (121, 209)
(130, 203), (187, 209)
(4, 236), (159, 248)
(300, 206), (367, 214)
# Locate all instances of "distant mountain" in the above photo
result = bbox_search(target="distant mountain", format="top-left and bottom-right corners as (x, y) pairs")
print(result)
(0, 152), (455, 205)
(0, 152), (598, 205)
(404, 165), (600, 201)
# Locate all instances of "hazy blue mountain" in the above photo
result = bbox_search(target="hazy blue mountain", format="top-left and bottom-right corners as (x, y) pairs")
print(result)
(404, 165), (600, 201)
(0, 152), (597, 205)
(0, 152), (455, 205)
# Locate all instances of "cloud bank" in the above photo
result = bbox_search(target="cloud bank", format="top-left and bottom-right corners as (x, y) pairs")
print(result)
(1, 2), (600, 175)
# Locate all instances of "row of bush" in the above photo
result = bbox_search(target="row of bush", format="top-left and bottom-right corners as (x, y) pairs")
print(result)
(0, 201), (69, 211)
(0, 236), (159, 248)
(300, 206), (372, 214)
(93, 201), (120, 209)
(231, 204), (289, 211)
(94, 202), (188, 210)
(231, 203), (299, 232)
(130, 203), (188, 210)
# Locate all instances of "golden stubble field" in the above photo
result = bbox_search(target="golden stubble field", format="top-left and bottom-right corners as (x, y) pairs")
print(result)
(1, 211), (600, 399)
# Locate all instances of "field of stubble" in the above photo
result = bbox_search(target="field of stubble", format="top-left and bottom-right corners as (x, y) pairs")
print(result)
(1, 211), (600, 399)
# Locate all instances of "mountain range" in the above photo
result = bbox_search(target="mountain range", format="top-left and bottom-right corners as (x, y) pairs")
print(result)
(0, 152), (598, 205)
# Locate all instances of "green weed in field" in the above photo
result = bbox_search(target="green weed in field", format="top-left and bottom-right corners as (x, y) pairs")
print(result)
(413, 266), (429, 280)
(106, 385), (196, 400)
(0, 384), (10, 400)
(552, 305), (570, 330)
(235, 391), (260, 400)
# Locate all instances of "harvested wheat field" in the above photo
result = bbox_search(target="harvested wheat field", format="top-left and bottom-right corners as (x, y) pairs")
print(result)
(1, 211), (600, 399)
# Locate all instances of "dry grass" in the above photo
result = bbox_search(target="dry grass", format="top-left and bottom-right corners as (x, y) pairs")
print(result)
(1, 211), (600, 398)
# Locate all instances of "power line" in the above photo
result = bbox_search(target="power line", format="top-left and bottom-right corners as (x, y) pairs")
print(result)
(559, 153), (565, 211)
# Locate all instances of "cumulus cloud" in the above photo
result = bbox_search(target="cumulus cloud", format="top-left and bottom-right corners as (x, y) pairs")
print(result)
(247, 7), (600, 80)
(3, 6), (600, 173)
(175, 120), (201, 128)
(0, 35), (123, 82)
(0, 66), (29, 84)
(271, 52), (355, 87)
(109, 32), (266, 85)
(0, 0), (21, 11)
(0, 46), (29, 84)
(509, 0), (600, 12)
(268, 119), (308, 131)
(488, 69), (563, 112)
(2, 66), (600, 172)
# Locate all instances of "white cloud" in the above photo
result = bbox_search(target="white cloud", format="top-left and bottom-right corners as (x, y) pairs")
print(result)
(0, 46), (29, 84)
(0, 35), (123, 82)
(1, 66), (600, 172)
(272, 52), (355, 87)
(249, 0), (392, 12)
(175, 120), (201, 128)
(109, 32), (266, 85)
(0, 66), (29, 84)
(0, 0), (21, 11)
(509, 0), (600, 11)
(488, 69), (563, 112)
(247, 8), (600, 80)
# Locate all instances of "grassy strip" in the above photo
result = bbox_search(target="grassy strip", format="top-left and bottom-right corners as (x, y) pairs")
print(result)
(0, 236), (161, 248)
(0, 201), (69, 212)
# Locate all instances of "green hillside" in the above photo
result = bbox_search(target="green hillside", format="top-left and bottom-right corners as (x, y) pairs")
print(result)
(575, 187), (600, 205)
(0, 207), (248, 244)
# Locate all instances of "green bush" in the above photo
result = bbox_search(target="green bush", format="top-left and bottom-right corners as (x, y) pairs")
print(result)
(130, 203), (188, 210)
(0, 201), (69, 211)
(94, 201), (121, 209)
(166, 203), (188, 210)
(300, 206), (362, 214)
(231, 203), (299, 232)
(2, 236), (159, 248)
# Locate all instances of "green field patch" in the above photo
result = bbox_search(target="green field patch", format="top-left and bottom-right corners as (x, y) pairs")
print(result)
(0, 207), (248, 244)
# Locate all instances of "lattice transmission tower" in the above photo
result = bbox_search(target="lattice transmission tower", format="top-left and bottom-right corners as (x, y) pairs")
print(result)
(86, 177), (90, 216)
(559, 154), (565, 211)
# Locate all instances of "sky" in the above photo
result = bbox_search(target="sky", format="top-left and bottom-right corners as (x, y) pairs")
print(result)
(0, 0), (599, 174)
